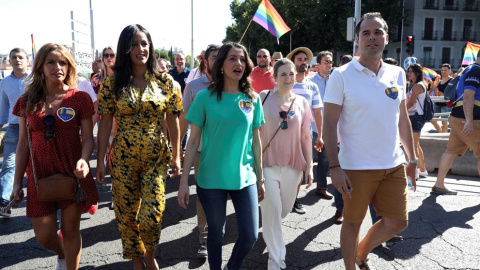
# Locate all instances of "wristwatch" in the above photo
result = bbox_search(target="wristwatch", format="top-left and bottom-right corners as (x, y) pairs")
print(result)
(407, 158), (419, 165)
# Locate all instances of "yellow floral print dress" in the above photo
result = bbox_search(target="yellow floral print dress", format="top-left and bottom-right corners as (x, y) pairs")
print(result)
(98, 70), (183, 259)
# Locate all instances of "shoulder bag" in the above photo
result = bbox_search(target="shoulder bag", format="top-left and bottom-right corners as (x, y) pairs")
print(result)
(26, 118), (86, 202)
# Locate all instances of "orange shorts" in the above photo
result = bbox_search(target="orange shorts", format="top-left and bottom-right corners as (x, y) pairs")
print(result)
(445, 116), (480, 158)
(343, 164), (408, 223)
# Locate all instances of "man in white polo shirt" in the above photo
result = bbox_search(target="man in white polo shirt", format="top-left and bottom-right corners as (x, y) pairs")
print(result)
(323, 13), (417, 270)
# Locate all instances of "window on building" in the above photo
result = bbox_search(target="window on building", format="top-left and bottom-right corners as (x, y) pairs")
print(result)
(424, 18), (434, 40)
(423, 47), (433, 67)
(463, 19), (473, 40)
(443, 19), (453, 40)
(441, 48), (451, 67)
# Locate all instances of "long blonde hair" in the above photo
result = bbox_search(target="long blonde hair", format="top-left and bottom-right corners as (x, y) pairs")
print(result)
(99, 46), (115, 82)
(23, 43), (77, 115)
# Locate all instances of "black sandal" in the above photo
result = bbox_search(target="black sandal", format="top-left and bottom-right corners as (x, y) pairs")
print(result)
(356, 258), (374, 270)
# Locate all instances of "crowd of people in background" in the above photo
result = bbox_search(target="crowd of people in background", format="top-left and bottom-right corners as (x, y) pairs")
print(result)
(0, 11), (479, 270)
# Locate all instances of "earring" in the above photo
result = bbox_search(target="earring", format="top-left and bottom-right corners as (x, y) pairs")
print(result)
(41, 73), (44, 80)
(221, 69), (224, 74)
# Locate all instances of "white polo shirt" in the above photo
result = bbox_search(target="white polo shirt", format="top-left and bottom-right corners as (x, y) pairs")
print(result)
(324, 58), (407, 170)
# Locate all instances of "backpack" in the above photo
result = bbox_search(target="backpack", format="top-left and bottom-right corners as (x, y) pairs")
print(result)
(443, 75), (460, 105)
(417, 93), (434, 121)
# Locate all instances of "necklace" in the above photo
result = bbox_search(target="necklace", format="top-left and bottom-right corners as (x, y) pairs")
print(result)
(45, 93), (66, 109)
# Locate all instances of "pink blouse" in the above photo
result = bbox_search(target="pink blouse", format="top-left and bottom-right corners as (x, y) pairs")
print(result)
(260, 90), (313, 172)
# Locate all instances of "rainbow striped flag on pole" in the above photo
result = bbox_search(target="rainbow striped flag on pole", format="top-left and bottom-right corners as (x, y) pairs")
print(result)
(252, 0), (290, 43)
(462, 41), (480, 65)
(31, 34), (37, 61)
(422, 66), (438, 81)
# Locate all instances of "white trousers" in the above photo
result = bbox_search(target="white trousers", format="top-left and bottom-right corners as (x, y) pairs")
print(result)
(260, 165), (302, 269)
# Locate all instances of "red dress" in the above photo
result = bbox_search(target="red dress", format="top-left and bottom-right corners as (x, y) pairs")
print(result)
(13, 88), (99, 218)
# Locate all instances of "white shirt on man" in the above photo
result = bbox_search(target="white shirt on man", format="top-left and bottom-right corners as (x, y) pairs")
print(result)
(324, 58), (407, 170)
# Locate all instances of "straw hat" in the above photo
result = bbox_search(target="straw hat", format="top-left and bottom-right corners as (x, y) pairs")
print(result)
(272, 51), (283, 60)
(286, 47), (313, 63)
(197, 50), (205, 60)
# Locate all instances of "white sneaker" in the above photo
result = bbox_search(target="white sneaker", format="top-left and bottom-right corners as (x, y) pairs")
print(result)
(418, 170), (428, 177)
(56, 257), (67, 270)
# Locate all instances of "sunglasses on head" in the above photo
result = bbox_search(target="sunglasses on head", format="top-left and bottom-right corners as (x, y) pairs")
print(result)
(43, 115), (55, 141)
(279, 111), (288, 130)
(103, 53), (115, 59)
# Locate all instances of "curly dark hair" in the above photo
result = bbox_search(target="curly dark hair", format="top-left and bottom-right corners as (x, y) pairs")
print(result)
(209, 42), (254, 101)
(112, 24), (161, 99)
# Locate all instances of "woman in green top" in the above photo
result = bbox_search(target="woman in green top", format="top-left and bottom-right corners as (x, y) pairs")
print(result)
(178, 42), (264, 270)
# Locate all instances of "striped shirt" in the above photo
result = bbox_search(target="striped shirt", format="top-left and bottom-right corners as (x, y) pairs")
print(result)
(291, 78), (323, 133)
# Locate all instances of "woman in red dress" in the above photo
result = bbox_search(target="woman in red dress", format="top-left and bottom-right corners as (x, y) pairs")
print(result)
(10, 43), (99, 270)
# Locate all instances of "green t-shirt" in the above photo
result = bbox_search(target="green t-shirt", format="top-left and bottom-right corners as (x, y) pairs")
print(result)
(186, 89), (265, 190)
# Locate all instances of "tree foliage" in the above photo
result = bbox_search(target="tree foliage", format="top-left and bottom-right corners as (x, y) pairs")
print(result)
(155, 49), (171, 62)
(224, 0), (404, 59)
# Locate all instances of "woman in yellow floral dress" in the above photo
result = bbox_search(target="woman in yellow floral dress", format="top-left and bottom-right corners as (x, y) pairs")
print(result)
(96, 24), (182, 270)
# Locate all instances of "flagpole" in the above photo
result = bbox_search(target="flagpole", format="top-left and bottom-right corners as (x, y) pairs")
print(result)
(239, 18), (254, 44)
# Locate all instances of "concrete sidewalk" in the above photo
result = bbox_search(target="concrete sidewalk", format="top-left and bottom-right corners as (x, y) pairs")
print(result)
(1, 167), (480, 269)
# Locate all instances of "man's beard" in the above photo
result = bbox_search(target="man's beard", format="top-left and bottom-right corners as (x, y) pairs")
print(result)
(258, 63), (268, 69)
(297, 65), (306, 73)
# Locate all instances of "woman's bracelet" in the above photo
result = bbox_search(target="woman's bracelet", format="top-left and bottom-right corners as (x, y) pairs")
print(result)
(329, 164), (341, 170)
(257, 178), (265, 184)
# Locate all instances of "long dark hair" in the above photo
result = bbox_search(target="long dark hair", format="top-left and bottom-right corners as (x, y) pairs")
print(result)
(408, 63), (424, 84)
(209, 42), (254, 101)
(112, 24), (160, 98)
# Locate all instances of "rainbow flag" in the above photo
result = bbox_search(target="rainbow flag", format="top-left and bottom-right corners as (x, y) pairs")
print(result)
(462, 41), (480, 65)
(31, 34), (37, 61)
(422, 66), (438, 81)
(252, 0), (290, 43)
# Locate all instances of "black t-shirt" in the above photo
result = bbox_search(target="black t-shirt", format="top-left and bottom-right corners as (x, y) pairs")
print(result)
(451, 63), (480, 120)
(437, 78), (452, 94)
(435, 78), (451, 107)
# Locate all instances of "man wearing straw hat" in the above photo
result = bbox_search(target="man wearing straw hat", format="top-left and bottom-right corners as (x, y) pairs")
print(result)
(251, 48), (275, 93)
(287, 47), (324, 215)
(271, 51), (283, 67)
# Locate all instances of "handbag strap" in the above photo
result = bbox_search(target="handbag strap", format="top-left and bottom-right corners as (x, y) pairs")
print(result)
(262, 96), (296, 153)
(25, 118), (40, 188)
(262, 90), (271, 105)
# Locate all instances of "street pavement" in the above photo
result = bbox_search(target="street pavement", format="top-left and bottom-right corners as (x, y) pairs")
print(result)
(1, 153), (480, 270)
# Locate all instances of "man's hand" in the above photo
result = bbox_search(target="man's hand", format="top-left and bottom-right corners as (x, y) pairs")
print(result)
(461, 121), (474, 137)
(315, 137), (324, 151)
(330, 168), (352, 199)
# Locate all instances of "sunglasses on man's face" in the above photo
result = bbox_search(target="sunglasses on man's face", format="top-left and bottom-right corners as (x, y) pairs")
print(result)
(257, 55), (268, 58)
(43, 115), (55, 141)
(279, 111), (288, 130)
(103, 53), (115, 59)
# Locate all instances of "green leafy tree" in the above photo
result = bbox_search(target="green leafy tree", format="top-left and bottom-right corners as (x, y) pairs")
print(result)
(185, 55), (200, 69)
(155, 49), (171, 62)
(225, 0), (404, 59)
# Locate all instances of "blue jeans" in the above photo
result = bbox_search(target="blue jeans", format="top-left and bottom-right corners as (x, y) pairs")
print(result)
(312, 132), (328, 190)
(0, 124), (19, 205)
(197, 184), (259, 270)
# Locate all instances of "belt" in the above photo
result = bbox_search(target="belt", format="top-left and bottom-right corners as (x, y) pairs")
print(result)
(453, 100), (480, 108)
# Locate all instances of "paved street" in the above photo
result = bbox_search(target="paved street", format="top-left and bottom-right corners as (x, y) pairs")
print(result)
(1, 154), (480, 270)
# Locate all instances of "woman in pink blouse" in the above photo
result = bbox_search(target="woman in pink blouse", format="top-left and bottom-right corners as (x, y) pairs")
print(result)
(259, 58), (313, 270)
